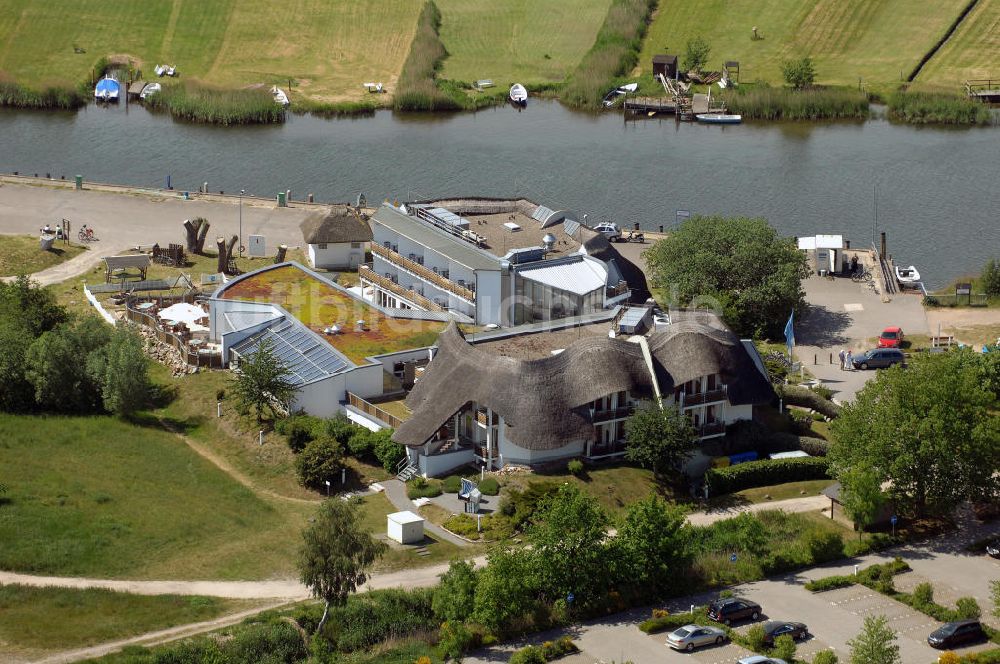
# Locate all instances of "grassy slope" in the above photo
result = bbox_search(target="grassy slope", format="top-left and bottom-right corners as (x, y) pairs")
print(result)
(0, 584), (249, 655)
(0, 0), (422, 102)
(0, 412), (310, 579)
(637, 0), (970, 92)
(499, 464), (667, 516)
(435, 0), (612, 89)
(0, 234), (85, 277)
(914, 0), (1000, 91)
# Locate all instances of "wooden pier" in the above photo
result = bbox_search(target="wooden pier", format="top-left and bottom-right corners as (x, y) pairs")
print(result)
(624, 96), (676, 114)
(966, 79), (1000, 103)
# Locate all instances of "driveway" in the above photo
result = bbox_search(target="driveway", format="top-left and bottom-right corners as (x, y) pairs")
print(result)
(796, 275), (929, 402)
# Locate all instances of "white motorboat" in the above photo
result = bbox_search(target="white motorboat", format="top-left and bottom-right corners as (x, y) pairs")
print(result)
(894, 265), (920, 283)
(509, 83), (528, 107)
(696, 113), (742, 124)
(271, 86), (290, 106)
(94, 76), (120, 102)
(139, 82), (161, 99)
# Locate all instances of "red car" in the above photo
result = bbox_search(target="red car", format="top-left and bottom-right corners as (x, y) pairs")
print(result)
(878, 327), (904, 348)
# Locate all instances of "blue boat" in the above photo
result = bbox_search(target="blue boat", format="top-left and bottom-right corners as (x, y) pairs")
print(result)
(94, 76), (120, 102)
(696, 113), (741, 124)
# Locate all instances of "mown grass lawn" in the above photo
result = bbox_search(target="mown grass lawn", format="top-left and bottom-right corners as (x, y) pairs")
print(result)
(0, 584), (252, 655)
(499, 463), (671, 516)
(435, 0), (612, 90)
(914, 0), (1000, 91)
(637, 0), (970, 92)
(734, 479), (835, 504)
(0, 234), (86, 277)
(0, 0), (422, 102)
(0, 412), (311, 580)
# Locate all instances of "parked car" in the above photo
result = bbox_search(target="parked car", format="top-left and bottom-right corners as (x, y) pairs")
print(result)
(927, 620), (986, 649)
(707, 598), (762, 625)
(878, 326), (904, 348)
(852, 348), (905, 370)
(761, 620), (809, 644)
(593, 222), (621, 242)
(986, 540), (1000, 558)
(738, 657), (788, 664)
(666, 624), (727, 651)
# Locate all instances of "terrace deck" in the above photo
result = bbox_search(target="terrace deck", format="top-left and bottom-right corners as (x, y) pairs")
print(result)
(219, 264), (444, 364)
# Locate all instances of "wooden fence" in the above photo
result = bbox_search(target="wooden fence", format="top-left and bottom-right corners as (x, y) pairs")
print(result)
(347, 392), (404, 429)
(124, 305), (223, 368)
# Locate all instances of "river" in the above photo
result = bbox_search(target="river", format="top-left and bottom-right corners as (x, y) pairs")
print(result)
(2, 101), (998, 288)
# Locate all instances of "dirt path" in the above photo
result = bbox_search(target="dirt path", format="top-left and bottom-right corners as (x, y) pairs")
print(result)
(687, 494), (829, 526)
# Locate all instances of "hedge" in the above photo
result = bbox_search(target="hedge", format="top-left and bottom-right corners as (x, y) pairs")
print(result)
(805, 558), (910, 592)
(479, 477), (500, 495)
(639, 607), (714, 634)
(778, 384), (841, 419)
(767, 432), (831, 456)
(509, 637), (578, 663)
(442, 475), (462, 493)
(705, 456), (830, 494)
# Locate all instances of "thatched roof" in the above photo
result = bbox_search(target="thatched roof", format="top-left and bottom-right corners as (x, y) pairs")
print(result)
(300, 206), (373, 244)
(580, 228), (651, 303)
(394, 317), (774, 450)
(394, 323), (654, 450)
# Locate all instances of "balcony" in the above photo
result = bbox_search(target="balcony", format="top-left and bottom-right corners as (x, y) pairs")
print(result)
(372, 243), (476, 302)
(680, 385), (728, 408)
(696, 421), (726, 438)
(359, 265), (443, 312)
(592, 405), (634, 423)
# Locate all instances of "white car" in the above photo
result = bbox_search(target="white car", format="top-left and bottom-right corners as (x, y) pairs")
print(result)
(738, 657), (788, 664)
(593, 222), (621, 242)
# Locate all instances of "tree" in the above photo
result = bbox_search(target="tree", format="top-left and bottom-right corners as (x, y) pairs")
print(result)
(473, 547), (540, 631)
(643, 216), (809, 338)
(782, 57), (816, 89)
(611, 495), (692, 593)
(839, 467), (886, 539)
(296, 436), (344, 490)
(231, 338), (296, 423)
(25, 316), (110, 413)
(298, 499), (386, 636)
(848, 615), (900, 664)
(813, 651), (839, 664)
(683, 36), (711, 73)
(830, 352), (1000, 517)
(99, 328), (150, 417)
(772, 634), (797, 662)
(372, 428), (404, 472)
(624, 403), (697, 477)
(433, 560), (478, 622)
(528, 484), (609, 604)
(982, 258), (1000, 296)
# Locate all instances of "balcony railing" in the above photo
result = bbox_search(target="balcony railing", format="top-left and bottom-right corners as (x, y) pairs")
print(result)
(372, 243), (476, 302)
(607, 280), (630, 298)
(347, 391), (406, 429)
(680, 385), (728, 407)
(592, 405), (634, 423)
(359, 265), (444, 312)
(696, 421), (726, 438)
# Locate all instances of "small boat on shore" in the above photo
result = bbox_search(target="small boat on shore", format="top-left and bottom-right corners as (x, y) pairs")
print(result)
(696, 113), (742, 125)
(139, 82), (161, 100)
(602, 82), (639, 107)
(271, 86), (290, 106)
(94, 76), (120, 102)
(895, 265), (920, 283)
(509, 83), (528, 107)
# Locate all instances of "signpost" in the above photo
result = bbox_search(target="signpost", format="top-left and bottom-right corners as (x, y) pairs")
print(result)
(956, 283), (972, 306)
(890, 514), (898, 537)
(675, 210), (691, 228)
(730, 553), (738, 563)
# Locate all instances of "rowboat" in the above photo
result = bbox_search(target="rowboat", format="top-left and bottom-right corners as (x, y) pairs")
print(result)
(509, 83), (528, 107)
(139, 82), (161, 99)
(94, 76), (120, 102)
(695, 113), (742, 124)
(271, 86), (290, 106)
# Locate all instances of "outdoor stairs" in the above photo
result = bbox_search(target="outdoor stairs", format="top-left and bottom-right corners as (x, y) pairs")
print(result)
(396, 457), (419, 482)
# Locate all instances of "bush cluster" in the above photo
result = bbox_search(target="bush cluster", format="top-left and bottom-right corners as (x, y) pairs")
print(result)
(805, 558), (910, 592)
(508, 637), (578, 664)
(111, 618), (306, 663)
(293, 588), (436, 652)
(443, 514), (513, 541)
(705, 456), (830, 494)
(479, 477), (500, 496)
(406, 476), (442, 499)
(442, 475), (462, 493)
(778, 384), (841, 419)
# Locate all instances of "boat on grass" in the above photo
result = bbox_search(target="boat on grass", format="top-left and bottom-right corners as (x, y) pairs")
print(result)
(602, 82), (638, 107)
(509, 83), (528, 107)
(271, 86), (290, 106)
(139, 82), (161, 100)
(895, 265), (920, 283)
(696, 113), (742, 125)
(94, 76), (120, 102)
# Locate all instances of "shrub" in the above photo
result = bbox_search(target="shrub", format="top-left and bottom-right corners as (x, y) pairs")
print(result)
(347, 430), (374, 457)
(683, 36), (711, 73)
(705, 456), (830, 494)
(372, 428), (405, 471)
(540, 637), (578, 659)
(438, 621), (474, 660)
(772, 634), (797, 661)
(812, 651), (839, 664)
(479, 476), (500, 496)
(913, 582), (934, 607)
(804, 530), (845, 564)
(499, 481), (559, 529)
(956, 597), (982, 620)
(938, 653), (961, 664)
(567, 459), (584, 476)
(983, 259), (1000, 296)
(874, 565), (896, 594)
(406, 477), (442, 499)
(277, 415), (319, 453)
(322, 415), (358, 446)
(443, 513), (513, 541)
(778, 384), (841, 419)
(442, 475), (462, 493)
(639, 607), (712, 633)
(295, 436), (343, 489)
(510, 645), (546, 664)
(805, 575), (856, 592)
(781, 57), (816, 89)
(745, 623), (767, 651)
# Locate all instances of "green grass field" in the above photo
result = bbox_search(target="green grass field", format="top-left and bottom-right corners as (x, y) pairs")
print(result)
(0, 584), (249, 657)
(0, 0), (422, 102)
(915, 0), (1000, 91)
(637, 0), (971, 92)
(0, 412), (311, 579)
(0, 234), (85, 277)
(435, 0), (612, 89)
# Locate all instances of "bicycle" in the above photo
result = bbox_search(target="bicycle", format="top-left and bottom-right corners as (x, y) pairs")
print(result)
(78, 225), (97, 242)
(851, 269), (872, 283)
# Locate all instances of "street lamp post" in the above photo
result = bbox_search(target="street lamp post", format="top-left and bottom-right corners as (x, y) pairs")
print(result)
(239, 189), (246, 256)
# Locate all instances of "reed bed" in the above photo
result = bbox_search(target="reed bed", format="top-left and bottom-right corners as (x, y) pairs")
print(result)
(561, 0), (658, 109)
(144, 82), (286, 125)
(0, 78), (84, 110)
(722, 86), (870, 120)
(887, 91), (992, 125)
(393, 1), (464, 112)
(292, 98), (379, 117)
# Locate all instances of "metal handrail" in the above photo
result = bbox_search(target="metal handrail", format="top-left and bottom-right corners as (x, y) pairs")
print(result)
(371, 244), (476, 301)
(359, 265), (443, 312)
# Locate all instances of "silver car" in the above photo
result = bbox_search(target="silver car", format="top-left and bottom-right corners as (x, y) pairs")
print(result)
(666, 624), (727, 651)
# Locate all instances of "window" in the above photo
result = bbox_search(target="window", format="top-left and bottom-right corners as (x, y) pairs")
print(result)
(317, 243), (327, 250)
(351, 242), (362, 249)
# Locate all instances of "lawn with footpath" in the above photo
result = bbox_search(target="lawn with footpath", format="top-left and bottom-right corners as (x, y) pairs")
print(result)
(0, 234), (85, 277)
(0, 0), (422, 103)
(637, 0), (971, 92)
(913, 0), (1000, 91)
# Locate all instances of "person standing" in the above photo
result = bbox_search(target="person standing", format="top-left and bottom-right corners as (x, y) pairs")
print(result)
(838, 349), (846, 371)
(845, 349), (854, 370)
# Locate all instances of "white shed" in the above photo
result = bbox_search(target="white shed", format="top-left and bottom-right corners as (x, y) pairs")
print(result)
(387, 510), (424, 544)
(300, 206), (373, 270)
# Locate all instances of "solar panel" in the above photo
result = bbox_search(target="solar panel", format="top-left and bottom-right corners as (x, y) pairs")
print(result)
(563, 218), (581, 236)
(232, 318), (351, 385)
